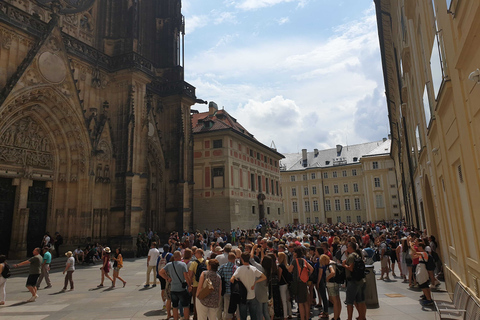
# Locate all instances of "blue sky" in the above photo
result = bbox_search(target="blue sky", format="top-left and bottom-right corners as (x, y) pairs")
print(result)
(182, 0), (389, 154)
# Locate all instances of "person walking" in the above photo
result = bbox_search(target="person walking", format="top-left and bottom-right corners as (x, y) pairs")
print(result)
(146, 242), (159, 287)
(36, 246), (52, 289)
(159, 251), (192, 320)
(61, 251), (75, 292)
(111, 248), (126, 288)
(13, 247), (43, 302)
(0, 255), (9, 305)
(196, 259), (221, 320)
(98, 247), (113, 287)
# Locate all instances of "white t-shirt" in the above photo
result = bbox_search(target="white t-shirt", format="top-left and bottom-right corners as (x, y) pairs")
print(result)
(73, 248), (83, 255)
(216, 253), (228, 266)
(148, 248), (160, 267)
(233, 264), (263, 300)
(66, 257), (75, 271)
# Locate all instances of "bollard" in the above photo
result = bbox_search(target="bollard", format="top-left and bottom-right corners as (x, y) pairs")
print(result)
(364, 265), (379, 308)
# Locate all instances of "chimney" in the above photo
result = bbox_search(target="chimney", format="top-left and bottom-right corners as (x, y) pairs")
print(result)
(383, 137), (387, 142)
(388, 134), (392, 140)
(209, 101), (218, 115)
(314, 149), (319, 157)
(336, 145), (342, 155)
(302, 149), (307, 167)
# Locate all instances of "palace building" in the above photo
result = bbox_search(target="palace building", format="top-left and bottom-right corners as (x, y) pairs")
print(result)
(0, 0), (196, 258)
(280, 139), (400, 224)
(192, 103), (285, 231)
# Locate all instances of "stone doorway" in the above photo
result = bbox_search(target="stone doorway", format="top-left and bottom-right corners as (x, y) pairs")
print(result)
(0, 178), (15, 257)
(26, 180), (49, 256)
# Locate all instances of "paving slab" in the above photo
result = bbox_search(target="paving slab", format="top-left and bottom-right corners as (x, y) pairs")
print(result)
(0, 259), (451, 320)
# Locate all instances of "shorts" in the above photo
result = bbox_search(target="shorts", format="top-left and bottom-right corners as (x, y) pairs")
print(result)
(390, 253), (397, 263)
(345, 280), (365, 305)
(418, 280), (430, 289)
(159, 276), (167, 290)
(114, 267), (121, 271)
(326, 283), (340, 297)
(171, 290), (190, 308)
(26, 274), (40, 287)
(381, 256), (389, 269)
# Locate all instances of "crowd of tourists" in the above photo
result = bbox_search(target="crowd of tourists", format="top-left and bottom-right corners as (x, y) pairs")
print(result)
(0, 219), (443, 320)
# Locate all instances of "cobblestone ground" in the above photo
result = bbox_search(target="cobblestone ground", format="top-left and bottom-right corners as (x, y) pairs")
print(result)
(0, 258), (450, 320)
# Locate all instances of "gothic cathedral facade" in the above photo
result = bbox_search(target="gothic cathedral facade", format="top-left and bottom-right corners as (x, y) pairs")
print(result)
(0, 0), (196, 258)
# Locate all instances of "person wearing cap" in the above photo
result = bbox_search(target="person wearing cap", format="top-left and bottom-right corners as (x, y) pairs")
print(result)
(216, 243), (232, 266)
(98, 247), (113, 287)
(61, 251), (75, 292)
(36, 246), (52, 289)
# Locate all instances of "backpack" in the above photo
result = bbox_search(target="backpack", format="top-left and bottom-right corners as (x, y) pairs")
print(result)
(195, 260), (208, 282)
(295, 259), (310, 283)
(350, 254), (366, 281)
(158, 252), (172, 269)
(426, 254), (436, 271)
(328, 263), (345, 284)
(1, 262), (11, 279)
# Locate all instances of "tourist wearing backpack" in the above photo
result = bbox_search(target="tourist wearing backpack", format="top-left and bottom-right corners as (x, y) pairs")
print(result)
(188, 249), (206, 320)
(288, 247), (313, 320)
(0, 255), (9, 305)
(343, 242), (366, 320)
(326, 260), (342, 320)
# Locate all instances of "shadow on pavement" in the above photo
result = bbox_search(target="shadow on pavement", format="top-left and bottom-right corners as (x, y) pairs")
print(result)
(8, 301), (30, 307)
(144, 309), (166, 317)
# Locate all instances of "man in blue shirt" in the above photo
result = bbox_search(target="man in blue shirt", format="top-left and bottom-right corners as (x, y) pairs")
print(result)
(36, 246), (52, 289)
(159, 251), (191, 320)
(217, 253), (237, 320)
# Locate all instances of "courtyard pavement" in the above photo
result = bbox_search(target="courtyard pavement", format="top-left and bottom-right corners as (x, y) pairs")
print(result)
(0, 258), (451, 320)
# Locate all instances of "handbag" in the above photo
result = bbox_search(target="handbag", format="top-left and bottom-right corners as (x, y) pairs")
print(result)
(198, 277), (214, 299)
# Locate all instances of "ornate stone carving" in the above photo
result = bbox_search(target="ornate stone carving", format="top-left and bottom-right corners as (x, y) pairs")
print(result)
(35, 0), (95, 14)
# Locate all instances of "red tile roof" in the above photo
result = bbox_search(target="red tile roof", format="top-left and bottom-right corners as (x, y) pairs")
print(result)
(192, 109), (256, 139)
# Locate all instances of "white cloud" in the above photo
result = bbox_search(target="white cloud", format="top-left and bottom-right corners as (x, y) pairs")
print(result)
(233, 0), (303, 10)
(277, 17), (290, 25)
(214, 11), (238, 25)
(185, 15), (208, 34)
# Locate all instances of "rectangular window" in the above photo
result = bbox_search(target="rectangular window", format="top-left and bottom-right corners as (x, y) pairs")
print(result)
(290, 175), (296, 182)
(306, 217), (311, 223)
(334, 185), (339, 194)
(332, 171), (337, 178)
(265, 178), (269, 194)
(325, 200), (331, 211)
(347, 215), (351, 223)
(313, 200), (319, 211)
(251, 173), (255, 191)
(392, 195), (397, 199)
(276, 181), (279, 195)
(374, 177), (381, 188)
(311, 173), (316, 179)
(252, 206), (256, 214)
(324, 186), (329, 194)
(292, 187), (297, 197)
(353, 183), (359, 192)
(312, 186), (317, 195)
(212, 167), (224, 188)
(267, 207), (270, 215)
(373, 161), (379, 169)
(304, 187), (308, 196)
(323, 172), (328, 179)
(250, 149), (253, 157)
(213, 139), (223, 148)
(352, 169), (357, 176)
(315, 217), (319, 223)
(345, 198), (351, 210)
(278, 208), (281, 215)
(335, 199), (341, 211)
(271, 180), (275, 195)
(258, 176), (262, 192)
(375, 195), (384, 208)
(337, 216), (341, 223)
(344, 184), (349, 193)
(292, 201), (298, 213)
(305, 201), (310, 212)
(257, 152), (260, 160)
(354, 198), (361, 210)
(342, 170), (347, 177)
(357, 215), (361, 223)
(390, 184), (396, 188)
(303, 174), (307, 181)
(393, 204), (398, 208)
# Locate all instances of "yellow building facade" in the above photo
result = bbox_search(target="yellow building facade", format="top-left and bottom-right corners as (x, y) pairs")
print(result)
(280, 140), (400, 224)
(375, 0), (480, 298)
(192, 103), (284, 231)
